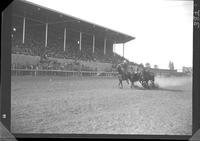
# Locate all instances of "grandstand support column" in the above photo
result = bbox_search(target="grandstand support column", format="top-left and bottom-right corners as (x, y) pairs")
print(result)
(45, 23), (48, 47)
(104, 38), (107, 55)
(22, 17), (26, 44)
(113, 41), (116, 56)
(92, 35), (95, 54)
(123, 43), (125, 58)
(79, 32), (82, 51)
(63, 27), (66, 51)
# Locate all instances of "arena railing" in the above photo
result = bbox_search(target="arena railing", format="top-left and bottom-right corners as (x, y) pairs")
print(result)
(11, 69), (118, 77)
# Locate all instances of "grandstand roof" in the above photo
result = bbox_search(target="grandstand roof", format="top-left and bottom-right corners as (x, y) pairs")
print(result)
(11, 0), (135, 44)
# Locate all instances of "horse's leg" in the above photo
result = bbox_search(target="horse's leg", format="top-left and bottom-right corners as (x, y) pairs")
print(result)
(131, 81), (134, 88)
(151, 80), (155, 88)
(119, 80), (123, 89)
(146, 80), (150, 89)
(130, 80), (132, 88)
(140, 80), (144, 87)
(126, 79), (129, 85)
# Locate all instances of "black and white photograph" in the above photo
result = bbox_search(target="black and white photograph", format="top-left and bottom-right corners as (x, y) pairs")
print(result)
(11, 0), (193, 135)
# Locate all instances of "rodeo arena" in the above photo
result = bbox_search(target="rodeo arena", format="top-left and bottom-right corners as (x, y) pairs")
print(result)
(11, 0), (192, 135)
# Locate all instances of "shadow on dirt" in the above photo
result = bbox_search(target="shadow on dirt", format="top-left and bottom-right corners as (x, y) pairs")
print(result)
(131, 85), (146, 90)
(151, 87), (183, 92)
(131, 84), (183, 92)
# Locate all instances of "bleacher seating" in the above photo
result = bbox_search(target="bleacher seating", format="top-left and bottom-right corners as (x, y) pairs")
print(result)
(11, 19), (125, 71)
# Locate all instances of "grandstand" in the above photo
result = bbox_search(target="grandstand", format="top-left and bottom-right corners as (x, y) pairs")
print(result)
(11, 0), (135, 72)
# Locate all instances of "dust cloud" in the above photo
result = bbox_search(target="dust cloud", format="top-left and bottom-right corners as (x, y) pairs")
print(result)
(154, 76), (192, 88)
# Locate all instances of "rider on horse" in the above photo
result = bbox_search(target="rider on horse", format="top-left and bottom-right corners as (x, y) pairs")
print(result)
(117, 60), (129, 79)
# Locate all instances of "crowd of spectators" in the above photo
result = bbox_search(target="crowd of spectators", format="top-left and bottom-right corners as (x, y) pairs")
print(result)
(11, 22), (125, 71)
(11, 60), (97, 72)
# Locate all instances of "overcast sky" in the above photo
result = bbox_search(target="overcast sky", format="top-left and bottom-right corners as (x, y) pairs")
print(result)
(26, 0), (193, 70)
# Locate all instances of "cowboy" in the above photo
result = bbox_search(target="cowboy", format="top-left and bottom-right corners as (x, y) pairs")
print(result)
(117, 60), (129, 79)
(122, 60), (128, 73)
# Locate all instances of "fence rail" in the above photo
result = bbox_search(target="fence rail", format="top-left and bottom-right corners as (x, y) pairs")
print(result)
(11, 69), (189, 78)
(11, 69), (118, 77)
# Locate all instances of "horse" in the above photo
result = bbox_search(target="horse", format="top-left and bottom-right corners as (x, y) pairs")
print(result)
(139, 69), (155, 88)
(116, 64), (129, 89)
(128, 71), (140, 88)
(117, 64), (141, 89)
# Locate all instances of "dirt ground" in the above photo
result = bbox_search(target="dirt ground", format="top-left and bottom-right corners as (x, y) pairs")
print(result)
(11, 76), (192, 135)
